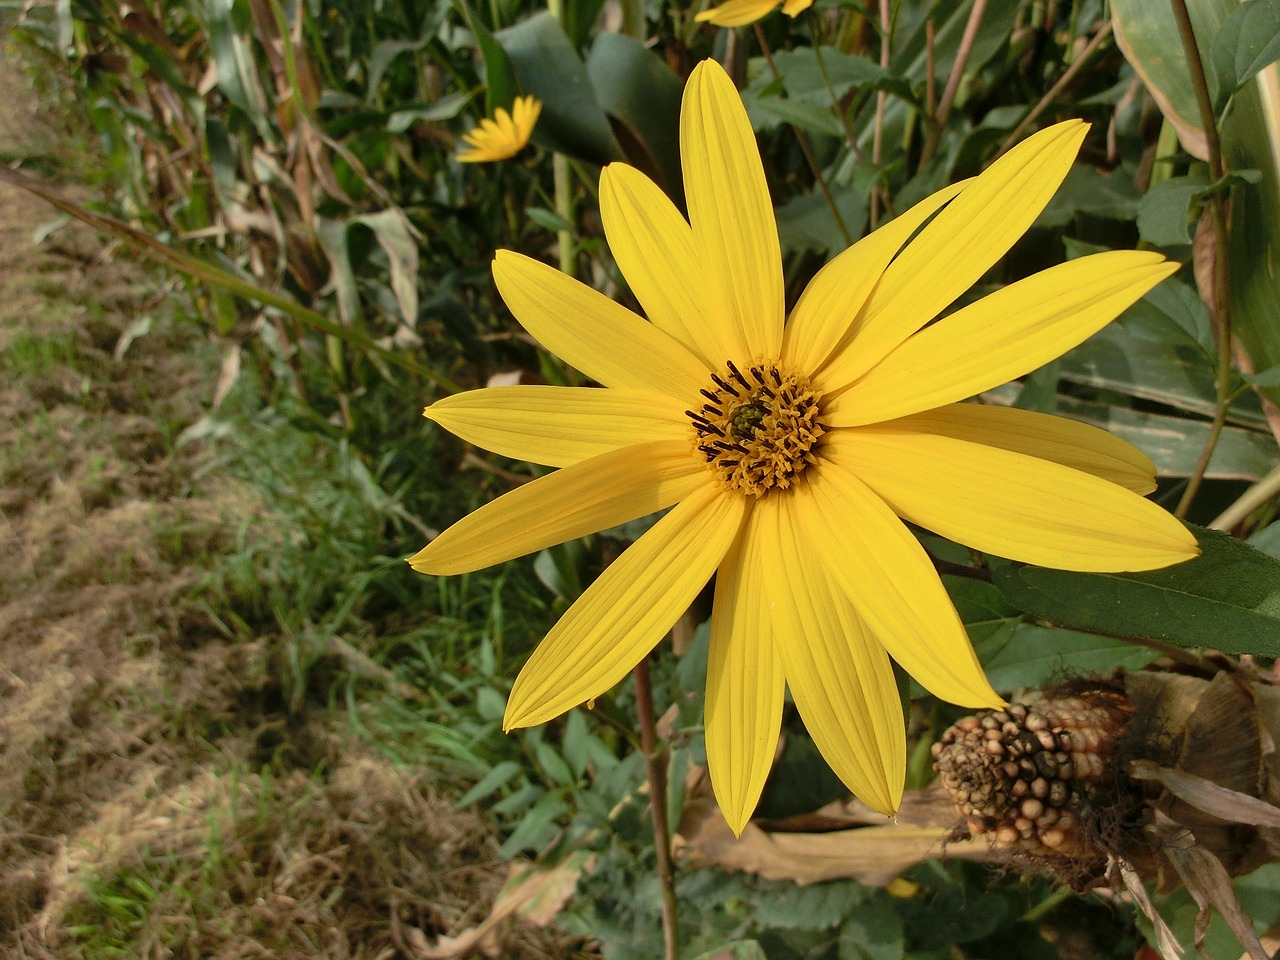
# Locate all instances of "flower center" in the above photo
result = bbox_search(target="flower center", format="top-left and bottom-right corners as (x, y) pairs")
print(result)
(687, 359), (825, 497)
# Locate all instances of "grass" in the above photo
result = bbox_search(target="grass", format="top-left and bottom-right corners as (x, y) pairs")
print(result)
(0, 329), (78, 374)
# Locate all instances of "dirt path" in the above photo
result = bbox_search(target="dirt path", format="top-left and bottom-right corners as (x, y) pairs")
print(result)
(0, 49), (578, 960)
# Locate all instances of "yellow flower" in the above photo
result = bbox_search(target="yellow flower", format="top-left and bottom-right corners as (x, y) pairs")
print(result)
(695, 0), (813, 27)
(457, 95), (541, 163)
(412, 60), (1199, 835)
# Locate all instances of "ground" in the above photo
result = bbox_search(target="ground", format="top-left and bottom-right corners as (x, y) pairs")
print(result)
(0, 47), (577, 960)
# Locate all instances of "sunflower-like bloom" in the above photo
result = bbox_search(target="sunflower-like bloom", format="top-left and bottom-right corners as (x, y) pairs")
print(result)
(457, 95), (541, 163)
(695, 0), (813, 26)
(412, 60), (1199, 835)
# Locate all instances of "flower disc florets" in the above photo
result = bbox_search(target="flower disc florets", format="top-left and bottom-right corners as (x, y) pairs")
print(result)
(687, 359), (825, 496)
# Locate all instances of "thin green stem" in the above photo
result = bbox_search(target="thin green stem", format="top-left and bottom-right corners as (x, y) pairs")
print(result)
(634, 656), (678, 960)
(754, 23), (852, 246)
(1169, 0), (1233, 519)
(553, 153), (575, 276)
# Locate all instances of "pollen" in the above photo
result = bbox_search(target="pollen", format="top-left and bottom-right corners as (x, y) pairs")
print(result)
(687, 359), (825, 496)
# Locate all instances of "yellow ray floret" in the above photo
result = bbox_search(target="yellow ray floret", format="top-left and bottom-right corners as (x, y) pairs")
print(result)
(457, 95), (541, 163)
(695, 0), (813, 27)
(413, 58), (1200, 835)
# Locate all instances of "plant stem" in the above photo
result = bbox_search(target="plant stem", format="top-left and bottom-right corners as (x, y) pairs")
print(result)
(754, 23), (852, 246)
(869, 0), (892, 229)
(634, 656), (679, 960)
(553, 153), (575, 276)
(1210, 460), (1280, 531)
(1169, 0), (1233, 519)
(994, 21), (1113, 159)
(919, 0), (988, 167)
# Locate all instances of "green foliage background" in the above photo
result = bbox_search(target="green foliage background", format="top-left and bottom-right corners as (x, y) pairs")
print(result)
(7, 0), (1280, 956)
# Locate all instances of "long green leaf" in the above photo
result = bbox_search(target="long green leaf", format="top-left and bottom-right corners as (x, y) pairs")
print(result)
(991, 526), (1280, 656)
(0, 167), (453, 389)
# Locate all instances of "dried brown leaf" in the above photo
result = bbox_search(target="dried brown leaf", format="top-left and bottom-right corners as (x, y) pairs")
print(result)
(675, 790), (993, 887)
(1159, 826), (1272, 960)
(1113, 855), (1185, 960)
(408, 853), (590, 960)
(1130, 761), (1280, 829)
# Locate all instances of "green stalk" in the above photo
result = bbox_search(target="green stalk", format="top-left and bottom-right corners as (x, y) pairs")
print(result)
(1169, 0), (1233, 519)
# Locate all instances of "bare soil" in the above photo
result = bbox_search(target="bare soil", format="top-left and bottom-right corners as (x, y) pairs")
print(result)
(0, 49), (576, 960)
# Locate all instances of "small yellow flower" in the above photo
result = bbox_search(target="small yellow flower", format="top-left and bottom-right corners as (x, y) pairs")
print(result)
(696, 0), (813, 27)
(412, 60), (1199, 835)
(457, 95), (541, 163)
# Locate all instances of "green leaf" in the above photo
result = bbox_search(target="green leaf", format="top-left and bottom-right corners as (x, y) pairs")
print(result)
(1056, 313), (1270, 430)
(534, 741), (575, 785)
(524, 206), (573, 232)
(690, 942), (769, 960)
(776, 184), (866, 256)
(1111, 0), (1213, 159)
(1209, 0), (1280, 111)
(496, 12), (621, 165)
(386, 92), (473, 132)
(1244, 363), (1280, 388)
(746, 96), (843, 137)
(204, 0), (273, 139)
(585, 33), (684, 204)
(1037, 165), (1142, 228)
(753, 881), (859, 931)
(455, 760), (524, 807)
(563, 0), (607, 50)
(992, 384), (1278, 484)
(972, 622), (1160, 692)
(457, 2), (519, 111)
(1248, 522), (1280, 561)
(839, 897), (905, 960)
(1137, 174), (1208, 245)
(351, 209), (419, 328)
(561, 709), (591, 779)
(367, 39), (430, 101)
(499, 790), (569, 856)
(991, 526), (1280, 656)
(768, 46), (898, 103)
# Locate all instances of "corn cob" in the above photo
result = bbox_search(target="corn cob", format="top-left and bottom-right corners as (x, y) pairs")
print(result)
(932, 692), (1132, 857)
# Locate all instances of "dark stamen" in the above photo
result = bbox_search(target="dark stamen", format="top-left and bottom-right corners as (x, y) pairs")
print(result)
(710, 373), (739, 396)
(726, 360), (753, 391)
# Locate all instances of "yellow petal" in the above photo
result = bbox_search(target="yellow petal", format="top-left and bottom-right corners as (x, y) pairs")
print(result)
(600, 164), (725, 369)
(408, 440), (705, 575)
(825, 427), (1200, 571)
(883, 403), (1157, 494)
(792, 464), (1002, 708)
(493, 251), (709, 400)
(820, 120), (1089, 390)
(705, 501), (785, 836)
(504, 483), (746, 728)
(425, 385), (688, 467)
(682, 59), (783, 361)
(780, 0), (813, 14)
(826, 251), (1178, 424)
(694, 0), (783, 27)
(784, 180), (968, 375)
(769, 493), (905, 814)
